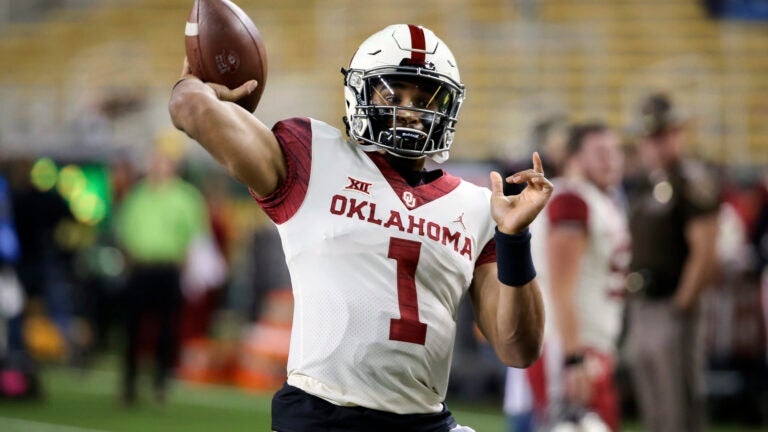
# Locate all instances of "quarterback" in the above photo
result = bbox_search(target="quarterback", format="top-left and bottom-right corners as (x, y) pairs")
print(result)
(170, 24), (552, 431)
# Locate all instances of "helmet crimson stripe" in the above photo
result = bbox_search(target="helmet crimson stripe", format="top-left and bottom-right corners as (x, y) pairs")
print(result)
(407, 24), (426, 61)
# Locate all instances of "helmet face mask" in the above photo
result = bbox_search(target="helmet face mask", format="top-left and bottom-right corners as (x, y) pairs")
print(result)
(344, 25), (465, 163)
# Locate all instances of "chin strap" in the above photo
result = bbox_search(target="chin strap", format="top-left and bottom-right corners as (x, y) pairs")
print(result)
(358, 143), (380, 153)
(354, 140), (449, 164)
(430, 150), (449, 164)
(342, 116), (351, 138)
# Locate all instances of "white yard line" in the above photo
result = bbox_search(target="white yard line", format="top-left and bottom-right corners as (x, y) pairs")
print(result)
(0, 417), (110, 432)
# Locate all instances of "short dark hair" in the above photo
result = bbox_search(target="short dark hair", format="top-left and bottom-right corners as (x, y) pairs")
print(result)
(638, 93), (685, 137)
(566, 121), (609, 157)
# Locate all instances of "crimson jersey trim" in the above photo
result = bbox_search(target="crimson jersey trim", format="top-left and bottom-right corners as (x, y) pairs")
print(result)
(251, 117), (312, 224)
(476, 239), (496, 267)
(365, 152), (461, 210)
(547, 192), (589, 230)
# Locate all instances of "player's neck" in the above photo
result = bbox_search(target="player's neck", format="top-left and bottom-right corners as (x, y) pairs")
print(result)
(384, 153), (429, 187)
(384, 153), (426, 171)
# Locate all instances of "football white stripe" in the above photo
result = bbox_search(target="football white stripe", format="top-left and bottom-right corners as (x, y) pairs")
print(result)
(185, 22), (199, 36)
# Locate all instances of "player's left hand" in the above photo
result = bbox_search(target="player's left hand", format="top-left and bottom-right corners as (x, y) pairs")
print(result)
(489, 152), (553, 234)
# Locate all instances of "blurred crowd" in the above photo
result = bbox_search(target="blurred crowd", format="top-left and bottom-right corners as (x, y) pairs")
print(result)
(0, 91), (766, 430)
(0, 129), (292, 402)
(457, 93), (768, 431)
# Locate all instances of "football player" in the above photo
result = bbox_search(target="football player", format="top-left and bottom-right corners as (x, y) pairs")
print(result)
(170, 24), (552, 431)
(505, 123), (629, 431)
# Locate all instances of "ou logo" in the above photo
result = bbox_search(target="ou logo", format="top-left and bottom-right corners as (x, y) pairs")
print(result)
(402, 191), (416, 209)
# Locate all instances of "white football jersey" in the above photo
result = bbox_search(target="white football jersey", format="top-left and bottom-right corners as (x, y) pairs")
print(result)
(530, 178), (629, 353)
(253, 118), (497, 414)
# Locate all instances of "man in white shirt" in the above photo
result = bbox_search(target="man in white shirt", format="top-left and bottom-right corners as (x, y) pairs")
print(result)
(505, 122), (628, 431)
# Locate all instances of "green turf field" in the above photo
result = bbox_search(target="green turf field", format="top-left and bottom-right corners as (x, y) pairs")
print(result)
(0, 362), (763, 431)
(0, 364), (507, 431)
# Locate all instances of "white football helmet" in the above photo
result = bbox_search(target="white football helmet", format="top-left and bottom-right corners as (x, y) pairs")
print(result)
(343, 24), (465, 163)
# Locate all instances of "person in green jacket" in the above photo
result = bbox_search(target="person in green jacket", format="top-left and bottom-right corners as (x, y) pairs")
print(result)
(115, 139), (209, 404)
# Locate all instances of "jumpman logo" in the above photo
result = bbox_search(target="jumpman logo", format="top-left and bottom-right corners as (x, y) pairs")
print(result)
(453, 212), (466, 232)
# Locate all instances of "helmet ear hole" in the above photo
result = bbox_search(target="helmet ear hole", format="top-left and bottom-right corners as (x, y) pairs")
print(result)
(347, 71), (364, 91)
(352, 117), (366, 135)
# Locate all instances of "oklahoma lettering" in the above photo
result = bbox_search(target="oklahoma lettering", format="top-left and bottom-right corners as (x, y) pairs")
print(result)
(329, 194), (473, 260)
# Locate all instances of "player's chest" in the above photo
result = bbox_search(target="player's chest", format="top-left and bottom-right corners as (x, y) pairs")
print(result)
(301, 166), (481, 266)
(586, 194), (629, 256)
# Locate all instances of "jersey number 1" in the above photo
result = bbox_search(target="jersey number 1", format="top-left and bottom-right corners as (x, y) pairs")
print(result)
(388, 237), (427, 345)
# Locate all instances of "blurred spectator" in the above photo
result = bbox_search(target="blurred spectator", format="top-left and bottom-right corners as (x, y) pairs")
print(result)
(114, 132), (210, 404)
(753, 171), (768, 416)
(179, 230), (227, 341)
(528, 115), (571, 180)
(504, 122), (629, 431)
(0, 164), (23, 355)
(245, 224), (290, 323)
(81, 156), (137, 353)
(624, 93), (720, 432)
(704, 176), (767, 425)
(0, 161), (30, 398)
(501, 115), (569, 197)
(10, 158), (76, 359)
(754, 171), (768, 273)
(502, 115), (569, 432)
(179, 173), (231, 342)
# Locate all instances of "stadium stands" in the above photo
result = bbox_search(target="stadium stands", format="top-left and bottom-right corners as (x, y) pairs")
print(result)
(0, 0), (766, 164)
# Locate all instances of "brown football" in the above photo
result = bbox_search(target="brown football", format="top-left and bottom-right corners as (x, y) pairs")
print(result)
(185, 0), (267, 112)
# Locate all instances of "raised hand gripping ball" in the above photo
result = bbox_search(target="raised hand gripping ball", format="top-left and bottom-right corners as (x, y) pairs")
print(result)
(185, 0), (267, 112)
